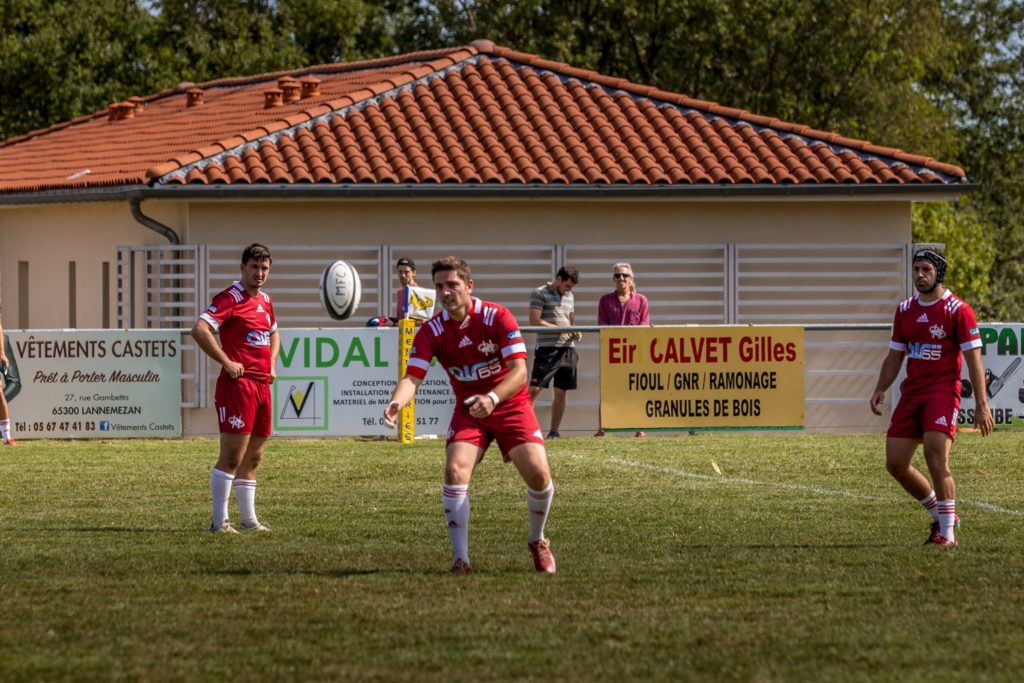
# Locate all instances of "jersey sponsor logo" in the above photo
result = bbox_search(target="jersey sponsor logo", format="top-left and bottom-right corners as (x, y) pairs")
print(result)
(208, 304), (219, 313)
(969, 326), (979, 336)
(929, 324), (946, 339)
(449, 358), (503, 382)
(507, 330), (522, 339)
(906, 342), (942, 361)
(916, 313), (929, 323)
(458, 336), (473, 348)
(477, 340), (498, 355)
(246, 330), (272, 346)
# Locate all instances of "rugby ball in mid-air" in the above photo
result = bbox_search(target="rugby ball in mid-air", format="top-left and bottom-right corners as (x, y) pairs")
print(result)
(320, 260), (361, 321)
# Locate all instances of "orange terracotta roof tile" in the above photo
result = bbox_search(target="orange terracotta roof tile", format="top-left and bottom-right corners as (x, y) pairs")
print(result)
(0, 41), (967, 195)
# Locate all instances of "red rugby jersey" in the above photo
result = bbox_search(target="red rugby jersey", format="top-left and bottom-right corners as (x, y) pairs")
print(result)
(889, 289), (981, 397)
(199, 282), (277, 384)
(405, 298), (528, 403)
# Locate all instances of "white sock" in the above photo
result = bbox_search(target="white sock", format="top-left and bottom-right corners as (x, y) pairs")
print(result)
(233, 479), (258, 527)
(210, 468), (234, 527)
(919, 491), (939, 522)
(442, 484), (470, 564)
(0, 419), (10, 441)
(526, 482), (554, 543)
(938, 499), (956, 541)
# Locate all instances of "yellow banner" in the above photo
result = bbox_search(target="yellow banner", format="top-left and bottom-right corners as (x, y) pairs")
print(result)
(600, 327), (805, 429)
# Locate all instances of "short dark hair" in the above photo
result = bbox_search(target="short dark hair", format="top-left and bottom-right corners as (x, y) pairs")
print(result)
(432, 256), (471, 283)
(556, 265), (579, 284)
(395, 257), (415, 270)
(241, 243), (272, 265)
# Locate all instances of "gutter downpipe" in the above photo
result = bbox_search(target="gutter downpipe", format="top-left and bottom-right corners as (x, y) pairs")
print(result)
(128, 197), (182, 330)
(129, 197), (180, 245)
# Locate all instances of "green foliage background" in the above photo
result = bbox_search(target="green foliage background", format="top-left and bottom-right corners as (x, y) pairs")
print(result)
(1, 0), (1021, 317)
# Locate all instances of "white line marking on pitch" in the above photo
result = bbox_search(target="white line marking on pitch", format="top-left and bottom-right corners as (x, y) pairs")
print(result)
(571, 454), (1024, 517)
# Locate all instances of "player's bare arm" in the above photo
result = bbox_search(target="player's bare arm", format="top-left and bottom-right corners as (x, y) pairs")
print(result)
(963, 348), (994, 436)
(191, 318), (244, 379)
(384, 375), (423, 427)
(268, 329), (280, 383)
(466, 358), (528, 419)
(870, 348), (906, 415)
(529, 307), (559, 328)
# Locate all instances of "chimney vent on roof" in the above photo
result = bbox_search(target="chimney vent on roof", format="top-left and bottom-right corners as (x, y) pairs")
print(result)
(300, 76), (321, 99)
(186, 88), (204, 107)
(128, 96), (145, 113)
(264, 88), (284, 108)
(108, 102), (135, 121)
(278, 77), (301, 103)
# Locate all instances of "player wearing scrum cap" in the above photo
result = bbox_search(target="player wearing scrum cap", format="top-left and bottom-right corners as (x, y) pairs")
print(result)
(384, 256), (556, 575)
(870, 248), (993, 546)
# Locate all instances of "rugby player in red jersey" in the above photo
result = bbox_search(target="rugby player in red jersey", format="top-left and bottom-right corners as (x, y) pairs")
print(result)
(192, 244), (279, 534)
(384, 256), (556, 574)
(870, 249), (993, 546)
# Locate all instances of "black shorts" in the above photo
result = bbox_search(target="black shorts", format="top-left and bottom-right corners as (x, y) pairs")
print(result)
(530, 347), (578, 391)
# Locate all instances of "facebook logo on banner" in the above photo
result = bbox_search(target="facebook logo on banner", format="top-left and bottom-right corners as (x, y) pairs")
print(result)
(100, 421), (111, 431)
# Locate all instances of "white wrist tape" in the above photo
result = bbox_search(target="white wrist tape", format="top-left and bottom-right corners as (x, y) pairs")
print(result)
(487, 391), (500, 407)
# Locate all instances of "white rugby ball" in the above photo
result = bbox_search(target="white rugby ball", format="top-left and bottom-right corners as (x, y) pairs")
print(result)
(320, 260), (361, 321)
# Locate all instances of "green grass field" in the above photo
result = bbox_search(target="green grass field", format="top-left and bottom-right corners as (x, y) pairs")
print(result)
(1, 433), (1022, 682)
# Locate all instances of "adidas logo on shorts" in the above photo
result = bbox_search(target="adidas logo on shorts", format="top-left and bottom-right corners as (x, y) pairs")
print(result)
(934, 415), (948, 426)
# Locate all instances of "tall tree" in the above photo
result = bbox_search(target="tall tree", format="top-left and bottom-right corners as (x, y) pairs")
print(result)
(0, 0), (157, 140)
(919, 0), (1024, 319)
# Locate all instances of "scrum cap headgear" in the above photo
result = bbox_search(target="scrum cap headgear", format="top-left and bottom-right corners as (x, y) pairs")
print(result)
(913, 249), (947, 284)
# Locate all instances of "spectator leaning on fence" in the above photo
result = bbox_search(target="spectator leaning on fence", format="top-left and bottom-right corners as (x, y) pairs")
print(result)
(0, 307), (16, 446)
(528, 266), (580, 439)
(367, 257), (420, 328)
(596, 262), (650, 437)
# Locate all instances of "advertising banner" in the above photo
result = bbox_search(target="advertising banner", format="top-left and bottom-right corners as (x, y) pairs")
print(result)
(5, 330), (182, 438)
(274, 328), (454, 436)
(599, 326), (805, 430)
(893, 323), (1024, 429)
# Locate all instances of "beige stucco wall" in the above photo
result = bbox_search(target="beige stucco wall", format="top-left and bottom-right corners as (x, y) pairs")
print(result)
(0, 202), (185, 329)
(1, 195), (911, 436)
(179, 197), (910, 246)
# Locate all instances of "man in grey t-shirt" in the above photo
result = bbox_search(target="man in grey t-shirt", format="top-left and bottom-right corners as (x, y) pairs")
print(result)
(528, 266), (580, 438)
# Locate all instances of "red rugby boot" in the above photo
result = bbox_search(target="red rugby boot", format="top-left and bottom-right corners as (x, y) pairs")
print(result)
(528, 539), (557, 574)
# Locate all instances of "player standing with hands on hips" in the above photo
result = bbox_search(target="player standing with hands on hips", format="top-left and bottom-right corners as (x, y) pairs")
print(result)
(192, 243), (279, 533)
(870, 249), (993, 546)
(384, 256), (557, 575)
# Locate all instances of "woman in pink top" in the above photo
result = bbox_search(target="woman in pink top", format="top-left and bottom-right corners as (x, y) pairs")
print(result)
(596, 262), (649, 436)
(597, 262), (649, 326)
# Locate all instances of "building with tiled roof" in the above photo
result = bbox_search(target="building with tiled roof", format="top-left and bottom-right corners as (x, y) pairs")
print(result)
(0, 40), (972, 433)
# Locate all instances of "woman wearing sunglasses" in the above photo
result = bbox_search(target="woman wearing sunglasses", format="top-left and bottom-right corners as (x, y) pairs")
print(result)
(597, 263), (649, 327)
(596, 263), (649, 437)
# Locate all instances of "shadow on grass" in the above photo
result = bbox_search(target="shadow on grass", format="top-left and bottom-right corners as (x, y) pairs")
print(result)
(19, 526), (196, 534)
(681, 543), (894, 550)
(204, 567), (385, 578)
